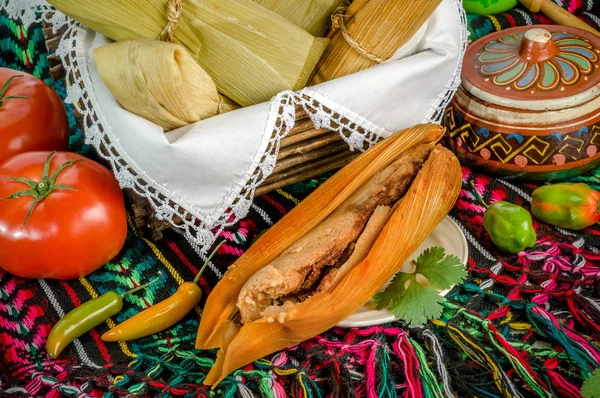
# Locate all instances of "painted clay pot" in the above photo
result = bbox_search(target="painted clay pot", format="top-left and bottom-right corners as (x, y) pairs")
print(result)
(445, 25), (600, 181)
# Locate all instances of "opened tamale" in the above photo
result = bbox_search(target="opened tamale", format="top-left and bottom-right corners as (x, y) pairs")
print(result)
(48, 0), (329, 107)
(310, 0), (443, 85)
(94, 40), (237, 131)
(252, 0), (345, 37)
(195, 124), (462, 385)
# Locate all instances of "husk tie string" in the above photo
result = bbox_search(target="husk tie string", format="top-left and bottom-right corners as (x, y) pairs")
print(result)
(158, 0), (224, 114)
(331, 5), (389, 64)
(159, 0), (183, 43)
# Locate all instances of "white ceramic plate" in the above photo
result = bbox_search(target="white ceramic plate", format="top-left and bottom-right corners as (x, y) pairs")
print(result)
(336, 216), (468, 328)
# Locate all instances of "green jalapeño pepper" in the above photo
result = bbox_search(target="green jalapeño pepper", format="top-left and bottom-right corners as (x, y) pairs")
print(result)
(471, 182), (537, 254)
(46, 272), (161, 358)
(531, 183), (600, 230)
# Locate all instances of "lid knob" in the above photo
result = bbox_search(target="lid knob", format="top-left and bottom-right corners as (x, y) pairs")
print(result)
(519, 28), (559, 63)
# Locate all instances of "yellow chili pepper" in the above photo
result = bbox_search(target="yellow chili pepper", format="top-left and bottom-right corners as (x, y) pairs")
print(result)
(101, 241), (225, 342)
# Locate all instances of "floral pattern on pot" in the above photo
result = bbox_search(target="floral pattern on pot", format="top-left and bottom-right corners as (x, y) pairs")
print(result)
(477, 32), (599, 92)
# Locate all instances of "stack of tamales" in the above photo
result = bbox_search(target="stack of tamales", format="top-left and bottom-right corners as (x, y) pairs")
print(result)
(49, 0), (447, 194)
(48, 0), (336, 107)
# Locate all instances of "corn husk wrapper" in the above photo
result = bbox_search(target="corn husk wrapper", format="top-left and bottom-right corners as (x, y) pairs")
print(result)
(195, 124), (462, 385)
(310, 0), (443, 84)
(252, 0), (345, 37)
(49, 0), (329, 107)
(93, 40), (237, 131)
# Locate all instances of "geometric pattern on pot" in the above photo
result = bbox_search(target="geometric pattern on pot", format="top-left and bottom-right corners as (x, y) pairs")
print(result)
(445, 106), (600, 167)
(478, 32), (599, 92)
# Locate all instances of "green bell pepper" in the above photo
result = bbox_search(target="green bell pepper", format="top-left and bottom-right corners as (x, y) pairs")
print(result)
(472, 182), (537, 254)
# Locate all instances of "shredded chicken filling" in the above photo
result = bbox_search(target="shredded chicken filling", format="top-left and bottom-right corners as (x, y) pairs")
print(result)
(237, 143), (435, 324)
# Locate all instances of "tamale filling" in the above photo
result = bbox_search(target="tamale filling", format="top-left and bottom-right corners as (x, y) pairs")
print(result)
(237, 143), (435, 324)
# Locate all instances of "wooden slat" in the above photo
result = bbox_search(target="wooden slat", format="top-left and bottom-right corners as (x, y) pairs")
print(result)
(264, 149), (356, 185)
(280, 128), (334, 148)
(272, 141), (350, 174)
(256, 152), (359, 196)
(278, 132), (344, 160)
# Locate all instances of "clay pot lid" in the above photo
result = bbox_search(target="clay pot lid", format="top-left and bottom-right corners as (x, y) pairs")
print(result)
(463, 25), (600, 111)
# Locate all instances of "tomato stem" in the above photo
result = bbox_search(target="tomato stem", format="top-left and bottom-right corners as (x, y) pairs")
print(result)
(0, 75), (28, 108)
(1, 152), (81, 226)
(193, 240), (226, 284)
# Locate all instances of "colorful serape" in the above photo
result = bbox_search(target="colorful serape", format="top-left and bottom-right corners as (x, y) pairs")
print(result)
(1, 2), (600, 397)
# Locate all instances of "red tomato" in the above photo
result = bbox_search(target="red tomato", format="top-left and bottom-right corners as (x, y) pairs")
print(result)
(0, 68), (69, 164)
(0, 152), (127, 279)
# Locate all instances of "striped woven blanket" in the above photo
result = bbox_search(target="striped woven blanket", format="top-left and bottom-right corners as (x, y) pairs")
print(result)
(1, 2), (600, 397)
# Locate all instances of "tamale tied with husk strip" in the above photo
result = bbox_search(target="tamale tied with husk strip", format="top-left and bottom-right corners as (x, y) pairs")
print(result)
(310, 0), (443, 84)
(48, 0), (329, 107)
(196, 124), (462, 385)
(252, 0), (345, 37)
(94, 40), (238, 131)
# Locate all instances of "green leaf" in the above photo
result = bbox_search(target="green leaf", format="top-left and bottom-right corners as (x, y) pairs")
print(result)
(415, 247), (468, 290)
(582, 368), (600, 398)
(374, 246), (468, 325)
(374, 272), (412, 310)
(7, 177), (39, 189)
(388, 280), (444, 325)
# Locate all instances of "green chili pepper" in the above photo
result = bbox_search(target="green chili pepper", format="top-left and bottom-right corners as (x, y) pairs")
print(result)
(532, 183), (600, 230)
(46, 272), (162, 358)
(471, 182), (537, 254)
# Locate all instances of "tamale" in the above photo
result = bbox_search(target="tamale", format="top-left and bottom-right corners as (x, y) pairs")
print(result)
(48, 0), (329, 107)
(197, 123), (462, 384)
(252, 0), (345, 37)
(310, 0), (443, 85)
(196, 124), (446, 350)
(94, 40), (237, 131)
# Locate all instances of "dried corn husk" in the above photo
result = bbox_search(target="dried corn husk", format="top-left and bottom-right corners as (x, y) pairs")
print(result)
(195, 124), (462, 385)
(48, 0), (329, 107)
(345, 0), (369, 19)
(252, 0), (345, 37)
(93, 40), (237, 131)
(310, 0), (443, 84)
(200, 141), (462, 385)
(195, 123), (446, 350)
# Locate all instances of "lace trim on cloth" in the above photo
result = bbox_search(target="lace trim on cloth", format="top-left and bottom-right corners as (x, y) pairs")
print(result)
(1, 0), (468, 254)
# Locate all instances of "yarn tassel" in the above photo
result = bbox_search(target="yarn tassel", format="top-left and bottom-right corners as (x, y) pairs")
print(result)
(479, 320), (551, 397)
(541, 358), (581, 398)
(446, 322), (521, 398)
(409, 337), (445, 398)
(421, 329), (456, 398)
(374, 344), (396, 398)
(392, 334), (423, 398)
(527, 305), (600, 377)
(296, 371), (322, 398)
(565, 292), (600, 334)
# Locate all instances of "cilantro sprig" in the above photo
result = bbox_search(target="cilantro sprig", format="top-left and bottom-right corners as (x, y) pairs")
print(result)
(374, 247), (467, 325)
(582, 368), (600, 398)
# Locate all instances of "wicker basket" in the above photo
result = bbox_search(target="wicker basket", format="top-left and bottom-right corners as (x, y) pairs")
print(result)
(42, 26), (369, 240)
(39, 0), (467, 245)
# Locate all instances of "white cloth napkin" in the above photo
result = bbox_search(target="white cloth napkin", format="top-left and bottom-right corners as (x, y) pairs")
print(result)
(80, 0), (466, 238)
